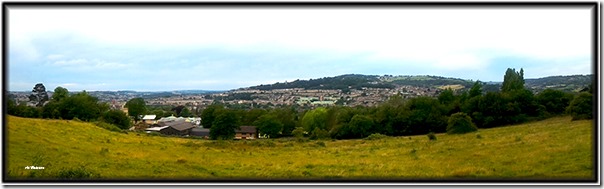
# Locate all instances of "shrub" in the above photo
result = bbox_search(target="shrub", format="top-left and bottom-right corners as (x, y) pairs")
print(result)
(365, 133), (388, 140)
(427, 132), (437, 140)
(567, 92), (593, 120)
(94, 122), (122, 133)
(100, 110), (132, 130)
(292, 127), (305, 138)
(447, 112), (478, 134)
(310, 128), (330, 140)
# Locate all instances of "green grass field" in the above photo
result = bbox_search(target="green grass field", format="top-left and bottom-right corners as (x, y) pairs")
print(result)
(5, 115), (594, 180)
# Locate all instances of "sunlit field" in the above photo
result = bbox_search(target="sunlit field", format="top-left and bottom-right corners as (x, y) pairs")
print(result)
(5, 115), (593, 180)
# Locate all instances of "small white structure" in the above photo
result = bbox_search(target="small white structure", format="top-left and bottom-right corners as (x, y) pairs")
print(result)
(145, 126), (169, 133)
(142, 115), (157, 124)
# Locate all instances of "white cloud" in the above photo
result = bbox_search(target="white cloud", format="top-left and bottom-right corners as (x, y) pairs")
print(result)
(9, 8), (591, 61)
(51, 58), (128, 70)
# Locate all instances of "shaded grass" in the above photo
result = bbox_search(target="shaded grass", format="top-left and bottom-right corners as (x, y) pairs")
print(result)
(6, 116), (593, 179)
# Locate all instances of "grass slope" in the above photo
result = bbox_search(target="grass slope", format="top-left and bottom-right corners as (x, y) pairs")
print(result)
(5, 116), (594, 180)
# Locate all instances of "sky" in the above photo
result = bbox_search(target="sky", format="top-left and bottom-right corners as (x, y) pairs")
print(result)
(7, 5), (594, 91)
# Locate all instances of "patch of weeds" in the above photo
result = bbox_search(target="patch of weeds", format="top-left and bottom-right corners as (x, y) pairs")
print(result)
(250, 140), (276, 147)
(176, 159), (187, 164)
(476, 133), (483, 139)
(515, 136), (523, 142)
(365, 133), (388, 140)
(182, 141), (202, 148)
(99, 148), (109, 156)
(302, 170), (312, 176)
(304, 164), (315, 169)
(57, 167), (99, 179)
(94, 121), (122, 133)
(427, 132), (437, 141)
(315, 141), (326, 147)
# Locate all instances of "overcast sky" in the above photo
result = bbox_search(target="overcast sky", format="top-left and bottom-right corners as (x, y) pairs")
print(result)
(7, 5), (594, 91)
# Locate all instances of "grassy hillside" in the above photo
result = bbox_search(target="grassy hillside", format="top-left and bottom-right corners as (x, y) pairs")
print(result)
(5, 116), (594, 180)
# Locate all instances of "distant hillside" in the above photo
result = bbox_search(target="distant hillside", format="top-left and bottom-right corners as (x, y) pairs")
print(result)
(525, 75), (593, 93)
(246, 74), (593, 93)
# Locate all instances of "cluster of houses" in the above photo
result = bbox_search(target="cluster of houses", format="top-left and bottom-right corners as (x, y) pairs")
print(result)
(140, 115), (258, 139)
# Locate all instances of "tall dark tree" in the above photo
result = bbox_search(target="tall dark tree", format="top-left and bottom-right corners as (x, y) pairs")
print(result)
(201, 104), (223, 128)
(468, 81), (483, 98)
(501, 68), (525, 93)
(125, 98), (147, 122)
(209, 110), (240, 140)
(171, 105), (186, 116)
(28, 83), (49, 107)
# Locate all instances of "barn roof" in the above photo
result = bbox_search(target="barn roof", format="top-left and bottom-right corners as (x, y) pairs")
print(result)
(236, 126), (257, 133)
(168, 121), (195, 131)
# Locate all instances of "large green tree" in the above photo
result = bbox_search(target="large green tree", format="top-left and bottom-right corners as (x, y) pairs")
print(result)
(125, 98), (147, 122)
(301, 107), (329, 135)
(253, 114), (283, 138)
(201, 104), (223, 128)
(59, 91), (108, 121)
(209, 110), (240, 140)
(501, 68), (525, 93)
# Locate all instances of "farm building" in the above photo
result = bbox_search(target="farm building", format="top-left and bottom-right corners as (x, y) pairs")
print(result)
(157, 121), (196, 136)
(190, 128), (210, 139)
(235, 126), (258, 140)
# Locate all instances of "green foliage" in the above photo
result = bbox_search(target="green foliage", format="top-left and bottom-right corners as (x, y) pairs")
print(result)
(567, 92), (593, 120)
(94, 121), (122, 132)
(310, 128), (330, 140)
(301, 107), (329, 134)
(292, 127), (305, 138)
(536, 89), (573, 116)
(501, 68), (525, 93)
(100, 110), (132, 130)
(52, 86), (69, 102)
(468, 81), (483, 98)
(438, 89), (455, 105)
(209, 110), (240, 140)
(447, 112), (478, 134)
(125, 98), (147, 122)
(201, 104), (223, 129)
(254, 114), (283, 138)
(58, 91), (107, 121)
(178, 106), (194, 117)
(401, 97), (448, 135)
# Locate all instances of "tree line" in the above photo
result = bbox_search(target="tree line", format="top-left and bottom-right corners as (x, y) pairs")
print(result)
(7, 68), (594, 140)
(200, 68), (593, 140)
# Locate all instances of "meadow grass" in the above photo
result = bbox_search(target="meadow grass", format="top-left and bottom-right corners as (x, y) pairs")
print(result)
(5, 116), (594, 180)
